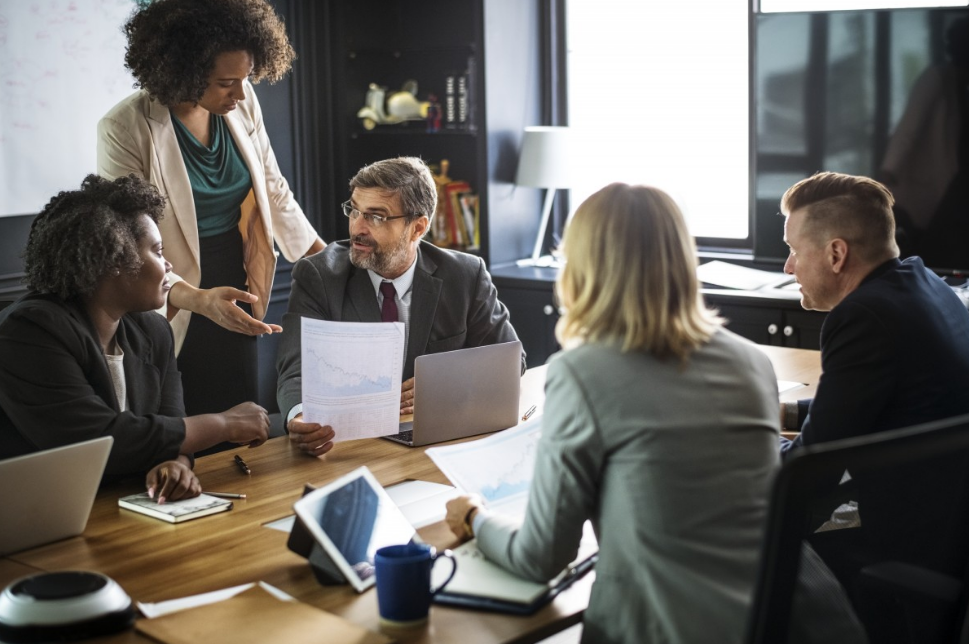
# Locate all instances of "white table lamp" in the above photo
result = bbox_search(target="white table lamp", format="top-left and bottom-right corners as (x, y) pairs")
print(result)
(515, 126), (571, 266)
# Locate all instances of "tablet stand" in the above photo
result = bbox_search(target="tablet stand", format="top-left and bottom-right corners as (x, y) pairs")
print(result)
(307, 543), (348, 586)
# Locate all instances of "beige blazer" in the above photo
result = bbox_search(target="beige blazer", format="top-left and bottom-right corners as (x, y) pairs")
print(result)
(97, 83), (319, 353)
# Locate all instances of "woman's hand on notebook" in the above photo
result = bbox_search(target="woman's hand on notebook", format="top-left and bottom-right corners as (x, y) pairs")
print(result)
(146, 456), (201, 504)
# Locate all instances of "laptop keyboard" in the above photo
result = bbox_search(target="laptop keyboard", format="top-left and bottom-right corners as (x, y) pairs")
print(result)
(390, 429), (413, 444)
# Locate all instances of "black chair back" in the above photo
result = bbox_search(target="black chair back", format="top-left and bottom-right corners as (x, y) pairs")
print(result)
(745, 413), (969, 644)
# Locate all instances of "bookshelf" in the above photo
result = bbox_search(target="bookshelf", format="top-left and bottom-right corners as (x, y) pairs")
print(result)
(324, 0), (544, 266)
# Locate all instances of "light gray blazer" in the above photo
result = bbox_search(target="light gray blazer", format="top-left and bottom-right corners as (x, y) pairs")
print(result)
(477, 329), (866, 644)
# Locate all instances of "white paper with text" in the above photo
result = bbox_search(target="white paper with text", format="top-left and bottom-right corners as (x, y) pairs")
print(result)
(301, 319), (405, 441)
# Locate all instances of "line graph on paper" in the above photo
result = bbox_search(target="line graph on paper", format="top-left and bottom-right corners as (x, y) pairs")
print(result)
(426, 418), (543, 520)
(304, 346), (394, 398)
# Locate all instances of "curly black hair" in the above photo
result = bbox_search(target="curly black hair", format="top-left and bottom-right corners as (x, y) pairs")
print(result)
(24, 174), (166, 300)
(123, 0), (296, 107)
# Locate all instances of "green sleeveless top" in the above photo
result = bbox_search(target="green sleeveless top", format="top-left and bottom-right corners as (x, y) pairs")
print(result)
(171, 113), (252, 238)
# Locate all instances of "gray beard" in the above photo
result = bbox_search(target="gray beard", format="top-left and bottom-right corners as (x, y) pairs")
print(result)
(348, 227), (412, 277)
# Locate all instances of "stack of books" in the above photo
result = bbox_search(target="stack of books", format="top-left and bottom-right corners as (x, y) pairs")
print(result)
(430, 160), (479, 251)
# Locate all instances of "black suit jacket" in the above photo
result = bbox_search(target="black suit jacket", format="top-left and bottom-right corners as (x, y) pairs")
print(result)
(276, 240), (524, 420)
(784, 257), (969, 571)
(0, 294), (185, 480)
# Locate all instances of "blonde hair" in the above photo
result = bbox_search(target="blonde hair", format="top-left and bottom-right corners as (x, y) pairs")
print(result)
(555, 183), (721, 360)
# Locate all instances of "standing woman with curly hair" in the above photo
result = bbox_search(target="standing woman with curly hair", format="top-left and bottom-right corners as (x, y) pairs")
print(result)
(0, 175), (270, 502)
(98, 0), (325, 425)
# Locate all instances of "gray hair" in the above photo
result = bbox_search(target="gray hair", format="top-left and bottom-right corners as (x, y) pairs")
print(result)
(349, 157), (437, 231)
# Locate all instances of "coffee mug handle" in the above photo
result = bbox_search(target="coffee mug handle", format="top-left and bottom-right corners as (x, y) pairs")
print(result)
(430, 549), (457, 596)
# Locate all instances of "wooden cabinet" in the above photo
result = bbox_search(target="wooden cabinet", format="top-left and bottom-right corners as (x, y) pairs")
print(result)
(704, 291), (827, 350)
(491, 264), (560, 368)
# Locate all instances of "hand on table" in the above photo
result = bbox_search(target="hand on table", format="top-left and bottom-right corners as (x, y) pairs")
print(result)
(146, 457), (200, 504)
(287, 414), (336, 457)
(400, 377), (415, 415)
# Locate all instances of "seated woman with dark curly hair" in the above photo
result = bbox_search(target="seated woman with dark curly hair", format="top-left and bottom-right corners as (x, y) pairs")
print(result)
(0, 175), (271, 502)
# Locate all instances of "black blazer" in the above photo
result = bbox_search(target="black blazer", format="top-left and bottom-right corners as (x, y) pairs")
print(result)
(0, 294), (186, 480)
(276, 240), (524, 419)
(785, 257), (969, 571)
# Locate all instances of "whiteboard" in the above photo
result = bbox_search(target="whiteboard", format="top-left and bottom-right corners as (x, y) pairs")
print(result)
(0, 0), (137, 217)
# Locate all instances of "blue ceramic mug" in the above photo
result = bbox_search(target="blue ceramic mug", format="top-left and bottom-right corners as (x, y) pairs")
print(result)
(374, 543), (457, 627)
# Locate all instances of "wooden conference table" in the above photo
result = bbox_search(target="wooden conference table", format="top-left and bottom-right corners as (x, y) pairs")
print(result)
(0, 345), (820, 644)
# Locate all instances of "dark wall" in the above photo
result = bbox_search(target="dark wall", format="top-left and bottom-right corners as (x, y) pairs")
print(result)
(484, 0), (545, 266)
(0, 215), (32, 302)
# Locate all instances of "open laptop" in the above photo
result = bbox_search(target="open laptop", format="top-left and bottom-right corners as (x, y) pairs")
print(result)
(384, 340), (523, 447)
(0, 436), (113, 555)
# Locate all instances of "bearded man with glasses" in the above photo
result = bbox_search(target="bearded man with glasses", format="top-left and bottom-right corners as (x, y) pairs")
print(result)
(276, 157), (524, 456)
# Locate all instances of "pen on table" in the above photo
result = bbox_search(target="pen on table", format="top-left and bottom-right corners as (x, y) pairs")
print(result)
(234, 454), (251, 475)
(205, 491), (247, 499)
(522, 405), (537, 422)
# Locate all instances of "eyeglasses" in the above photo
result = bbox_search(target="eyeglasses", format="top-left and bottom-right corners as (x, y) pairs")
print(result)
(341, 201), (414, 227)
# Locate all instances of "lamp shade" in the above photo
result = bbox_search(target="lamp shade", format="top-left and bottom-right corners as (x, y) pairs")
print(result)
(515, 126), (571, 189)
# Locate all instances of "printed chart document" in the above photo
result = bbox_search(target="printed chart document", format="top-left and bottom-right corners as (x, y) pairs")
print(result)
(426, 416), (543, 520)
(426, 417), (598, 613)
(301, 318), (404, 441)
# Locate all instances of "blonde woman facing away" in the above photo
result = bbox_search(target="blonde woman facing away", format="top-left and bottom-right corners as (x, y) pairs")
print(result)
(445, 183), (866, 644)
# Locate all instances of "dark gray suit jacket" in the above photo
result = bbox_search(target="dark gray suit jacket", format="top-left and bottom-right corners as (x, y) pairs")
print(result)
(276, 240), (523, 420)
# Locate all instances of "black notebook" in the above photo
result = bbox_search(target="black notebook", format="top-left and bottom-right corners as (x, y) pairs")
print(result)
(432, 540), (597, 615)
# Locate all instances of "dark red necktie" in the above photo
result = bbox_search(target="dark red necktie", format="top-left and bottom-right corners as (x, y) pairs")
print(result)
(380, 281), (398, 322)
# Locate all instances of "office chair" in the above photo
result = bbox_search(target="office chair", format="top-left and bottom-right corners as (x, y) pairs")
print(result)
(744, 413), (969, 644)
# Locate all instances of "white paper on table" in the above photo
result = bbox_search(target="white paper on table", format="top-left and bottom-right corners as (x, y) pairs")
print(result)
(263, 515), (296, 533)
(385, 480), (459, 528)
(300, 318), (405, 441)
(697, 260), (794, 291)
(136, 582), (295, 618)
(426, 417), (543, 521)
(778, 380), (806, 394)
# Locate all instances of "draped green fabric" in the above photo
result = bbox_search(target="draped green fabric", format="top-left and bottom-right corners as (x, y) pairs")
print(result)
(171, 113), (252, 238)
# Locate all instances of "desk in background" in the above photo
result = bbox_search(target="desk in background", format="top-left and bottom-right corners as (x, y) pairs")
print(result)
(1, 348), (819, 643)
(491, 262), (828, 368)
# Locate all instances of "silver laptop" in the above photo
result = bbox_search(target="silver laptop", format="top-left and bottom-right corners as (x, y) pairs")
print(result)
(0, 436), (113, 555)
(384, 341), (523, 447)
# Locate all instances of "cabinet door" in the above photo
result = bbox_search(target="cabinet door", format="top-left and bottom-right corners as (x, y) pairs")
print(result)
(497, 287), (560, 368)
(782, 310), (825, 350)
(716, 304), (784, 346)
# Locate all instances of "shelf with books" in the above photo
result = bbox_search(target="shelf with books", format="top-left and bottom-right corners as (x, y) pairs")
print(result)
(324, 0), (544, 266)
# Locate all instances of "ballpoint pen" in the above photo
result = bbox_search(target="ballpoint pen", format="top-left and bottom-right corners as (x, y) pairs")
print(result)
(234, 454), (251, 475)
(521, 405), (537, 422)
(205, 491), (247, 499)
